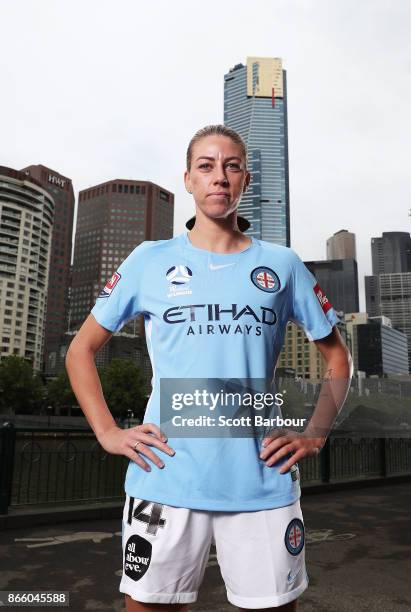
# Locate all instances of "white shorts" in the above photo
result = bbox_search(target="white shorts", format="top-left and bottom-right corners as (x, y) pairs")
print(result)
(120, 494), (309, 608)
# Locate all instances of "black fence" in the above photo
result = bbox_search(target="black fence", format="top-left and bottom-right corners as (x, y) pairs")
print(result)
(1, 424), (410, 514)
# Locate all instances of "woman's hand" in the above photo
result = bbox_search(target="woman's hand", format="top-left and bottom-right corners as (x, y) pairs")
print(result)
(259, 428), (326, 473)
(97, 423), (175, 472)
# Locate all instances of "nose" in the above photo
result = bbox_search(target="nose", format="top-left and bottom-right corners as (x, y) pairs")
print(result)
(213, 163), (229, 185)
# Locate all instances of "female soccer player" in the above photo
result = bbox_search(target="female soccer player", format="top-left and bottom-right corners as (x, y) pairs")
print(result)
(66, 124), (352, 612)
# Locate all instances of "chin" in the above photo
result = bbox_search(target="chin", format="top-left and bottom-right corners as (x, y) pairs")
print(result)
(201, 204), (237, 220)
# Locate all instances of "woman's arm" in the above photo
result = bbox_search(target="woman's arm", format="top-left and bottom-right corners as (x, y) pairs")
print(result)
(65, 313), (175, 471)
(260, 326), (352, 472)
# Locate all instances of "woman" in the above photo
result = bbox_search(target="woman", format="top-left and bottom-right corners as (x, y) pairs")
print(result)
(66, 124), (352, 611)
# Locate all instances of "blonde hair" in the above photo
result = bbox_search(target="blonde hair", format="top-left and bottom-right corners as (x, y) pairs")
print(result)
(186, 124), (247, 171)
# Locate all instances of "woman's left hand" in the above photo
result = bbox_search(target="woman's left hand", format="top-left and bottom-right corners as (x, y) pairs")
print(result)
(259, 429), (327, 473)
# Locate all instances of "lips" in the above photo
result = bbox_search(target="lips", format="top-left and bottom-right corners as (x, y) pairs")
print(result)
(209, 192), (229, 197)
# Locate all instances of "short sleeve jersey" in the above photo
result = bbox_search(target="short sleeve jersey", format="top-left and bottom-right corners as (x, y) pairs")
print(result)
(90, 231), (340, 511)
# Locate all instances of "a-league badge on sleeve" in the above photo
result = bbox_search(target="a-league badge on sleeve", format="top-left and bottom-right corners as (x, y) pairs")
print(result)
(98, 271), (121, 298)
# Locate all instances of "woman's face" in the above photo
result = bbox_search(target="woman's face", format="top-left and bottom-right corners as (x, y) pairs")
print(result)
(184, 134), (250, 222)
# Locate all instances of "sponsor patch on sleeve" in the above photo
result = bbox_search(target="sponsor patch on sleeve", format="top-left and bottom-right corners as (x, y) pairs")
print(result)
(98, 271), (121, 298)
(313, 282), (332, 314)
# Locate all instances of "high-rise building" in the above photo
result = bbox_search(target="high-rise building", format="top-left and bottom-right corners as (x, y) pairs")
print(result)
(356, 317), (408, 376)
(224, 57), (290, 246)
(70, 179), (174, 332)
(344, 312), (368, 373)
(371, 232), (411, 275)
(326, 229), (356, 260)
(305, 259), (359, 314)
(365, 231), (411, 371)
(277, 317), (347, 381)
(365, 272), (411, 371)
(0, 167), (54, 371)
(21, 165), (75, 373)
(344, 312), (409, 375)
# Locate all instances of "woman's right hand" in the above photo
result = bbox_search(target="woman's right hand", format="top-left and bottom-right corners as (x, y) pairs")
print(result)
(97, 423), (175, 472)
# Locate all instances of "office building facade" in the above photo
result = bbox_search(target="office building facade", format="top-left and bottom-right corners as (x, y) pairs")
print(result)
(305, 258), (359, 314)
(356, 318), (408, 376)
(326, 229), (356, 260)
(21, 165), (75, 373)
(70, 179), (174, 332)
(224, 57), (290, 246)
(365, 272), (411, 371)
(371, 232), (411, 275)
(0, 167), (54, 371)
(277, 317), (347, 380)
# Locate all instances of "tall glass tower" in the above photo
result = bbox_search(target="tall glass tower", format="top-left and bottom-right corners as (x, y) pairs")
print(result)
(224, 57), (290, 246)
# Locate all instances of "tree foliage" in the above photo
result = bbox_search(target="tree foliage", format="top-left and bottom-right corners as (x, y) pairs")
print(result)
(0, 356), (44, 415)
(47, 370), (77, 410)
(100, 358), (148, 420)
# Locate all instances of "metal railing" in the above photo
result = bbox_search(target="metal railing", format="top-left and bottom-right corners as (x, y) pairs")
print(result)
(0, 424), (410, 514)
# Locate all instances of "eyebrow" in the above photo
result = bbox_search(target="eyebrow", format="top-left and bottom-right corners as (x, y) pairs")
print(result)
(195, 156), (242, 162)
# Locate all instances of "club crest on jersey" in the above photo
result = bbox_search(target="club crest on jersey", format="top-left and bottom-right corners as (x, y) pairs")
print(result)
(285, 518), (305, 555)
(166, 264), (193, 298)
(98, 271), (121, 298)
(250, 266), (281, 293)
(313, 282), (332, 314)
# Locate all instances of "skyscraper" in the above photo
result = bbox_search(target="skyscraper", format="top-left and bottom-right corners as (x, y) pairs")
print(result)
(366, 232), (411, 371)
(0, 166), (54, 371)
(365, 272), (411, 371)
(70, 179), (174, 332)
(224, 57), (290, 246)
(371, 232), (411, 275)
(326, 229), (356, 260)
(356, 317), (408, 376)
(21, 165), (75, 373)
(305, 259), (359, 314)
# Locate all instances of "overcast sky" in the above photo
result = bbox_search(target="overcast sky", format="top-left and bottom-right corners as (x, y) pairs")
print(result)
(1, 0), (410, 311)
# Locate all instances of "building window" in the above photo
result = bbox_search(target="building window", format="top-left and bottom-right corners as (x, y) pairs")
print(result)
(112, 184), (117, 193)
(118, 184), (123, 193)
(124, 185), (128, 194)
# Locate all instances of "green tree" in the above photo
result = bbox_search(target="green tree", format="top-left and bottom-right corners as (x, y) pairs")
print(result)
(47, 370), (77, 411)
(100, 358), (148, 420)
(0, 356), (44, 415)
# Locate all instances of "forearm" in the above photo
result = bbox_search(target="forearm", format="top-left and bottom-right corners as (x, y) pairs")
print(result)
(65, 346), (117, 440)
(304, 353), (352, 440)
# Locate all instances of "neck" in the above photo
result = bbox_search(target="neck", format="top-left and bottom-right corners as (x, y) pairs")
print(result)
(187, 210), (252, 254)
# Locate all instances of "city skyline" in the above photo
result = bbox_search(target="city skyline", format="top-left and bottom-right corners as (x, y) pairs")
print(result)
(1, 0), (410, 313)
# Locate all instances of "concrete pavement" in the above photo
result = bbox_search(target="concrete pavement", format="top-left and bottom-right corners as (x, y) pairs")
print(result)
(0, 483), (410, 611)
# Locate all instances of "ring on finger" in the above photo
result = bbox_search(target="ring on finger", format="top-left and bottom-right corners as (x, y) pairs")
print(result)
(134, 441), (142, 452)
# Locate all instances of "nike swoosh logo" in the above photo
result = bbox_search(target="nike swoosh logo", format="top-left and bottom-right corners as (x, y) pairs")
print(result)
(209, 262), (236, 270)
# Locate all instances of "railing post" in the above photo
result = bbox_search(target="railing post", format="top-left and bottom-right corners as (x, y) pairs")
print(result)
(320, 436), (331, 483)
(379, 437), (387, 478)
(0, 422), (16, 514)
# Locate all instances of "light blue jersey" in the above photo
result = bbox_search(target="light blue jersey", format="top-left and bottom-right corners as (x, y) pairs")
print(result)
(91, 231), (340, 511)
